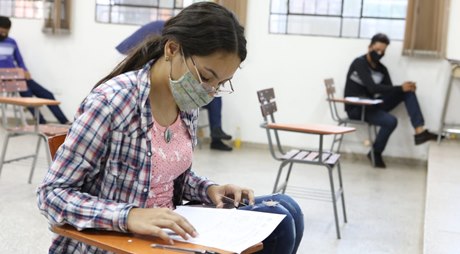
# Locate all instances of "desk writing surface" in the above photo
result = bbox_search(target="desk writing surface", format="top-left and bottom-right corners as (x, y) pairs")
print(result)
(267, 123), (355, 135)
(52, 225), (263, 254)
(0, 96), (60, 107)
(328, 97), (382, 106)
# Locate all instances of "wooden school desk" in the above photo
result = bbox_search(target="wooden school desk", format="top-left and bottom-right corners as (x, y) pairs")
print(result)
(52, 225), (263, 254)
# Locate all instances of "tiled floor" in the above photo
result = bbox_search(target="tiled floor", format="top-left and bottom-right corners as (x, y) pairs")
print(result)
(424, 141), (460, 254)
(0, 132), (427, 254)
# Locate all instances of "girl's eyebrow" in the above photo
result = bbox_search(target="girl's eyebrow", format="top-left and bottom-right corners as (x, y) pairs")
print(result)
(203, 66), (220, 80)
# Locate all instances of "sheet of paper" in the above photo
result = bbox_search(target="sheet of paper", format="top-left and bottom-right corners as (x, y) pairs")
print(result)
(169, 206), (285, 253)
(345, 96), (383, 104)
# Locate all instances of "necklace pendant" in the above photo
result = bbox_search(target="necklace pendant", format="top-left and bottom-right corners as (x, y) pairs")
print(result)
(164, 128), (172, 143)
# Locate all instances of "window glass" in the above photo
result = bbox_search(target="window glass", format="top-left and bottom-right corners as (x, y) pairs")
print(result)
(95, 0), (208, 25)
(0, 0), (43, 19)
(288, 15), (341, 36)
(270, 0), (407, 39)
(271, 0), (288, 14)
(360, 18), (406, 40)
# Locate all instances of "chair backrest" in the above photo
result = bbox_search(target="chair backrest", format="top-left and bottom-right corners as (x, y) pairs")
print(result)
(0, 68), (28, 93)
(48, 133), (67, 159)
(0, 68), (29, 127)
(257, 88), (277, 122)
(324, 78), (336, 99)
(257, 88), (285, 156)
(323, 78), (342, 123)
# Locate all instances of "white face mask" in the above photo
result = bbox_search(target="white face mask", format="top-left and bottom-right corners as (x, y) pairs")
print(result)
(169, 54), (214, 111)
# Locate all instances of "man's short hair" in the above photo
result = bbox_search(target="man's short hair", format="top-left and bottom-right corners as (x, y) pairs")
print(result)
(370, 33), (390, 46)
(0, 16), (12, 29)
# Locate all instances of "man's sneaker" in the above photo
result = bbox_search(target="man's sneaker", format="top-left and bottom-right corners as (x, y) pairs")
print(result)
(367, 151), (386, 168)
(210, 139), (233, 151)
(414, 130), (438, 145)
(211, 127), (232, 140)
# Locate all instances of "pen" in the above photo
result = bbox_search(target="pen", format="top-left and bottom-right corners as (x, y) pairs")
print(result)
(219, 195), (248, 207)
(151, 243), (219, 254)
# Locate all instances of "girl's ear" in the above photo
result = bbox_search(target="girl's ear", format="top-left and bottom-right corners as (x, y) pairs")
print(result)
(164, 40), (181, 59)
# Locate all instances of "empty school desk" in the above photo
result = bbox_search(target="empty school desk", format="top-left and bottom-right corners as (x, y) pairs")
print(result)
(52, 225), (263, 254)
(0, 96), (60, 130)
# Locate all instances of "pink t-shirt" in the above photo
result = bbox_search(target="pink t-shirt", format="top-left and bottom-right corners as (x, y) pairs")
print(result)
(146, 115), (193, 208)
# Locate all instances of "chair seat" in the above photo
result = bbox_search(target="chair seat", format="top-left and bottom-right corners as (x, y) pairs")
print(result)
(281, 149), (341, 166)
(7, 124), (69, 136)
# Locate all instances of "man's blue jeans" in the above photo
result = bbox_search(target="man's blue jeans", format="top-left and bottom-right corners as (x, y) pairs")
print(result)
(19, 79), (69, 124)
(239, 193), (304, 254)
(347, 91), (424, 153)
(202, 97), (222, 130)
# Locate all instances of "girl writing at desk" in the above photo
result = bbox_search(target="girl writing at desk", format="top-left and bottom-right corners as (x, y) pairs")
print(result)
(37, 2), (304, 253)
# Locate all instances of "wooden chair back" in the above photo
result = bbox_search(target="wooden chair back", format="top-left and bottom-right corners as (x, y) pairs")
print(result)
(0, 68), (28, 93)
(48, 133), (67, 159)
(257, 88), (277, 118)
(324, 78), (336, 98)
(324, 78), (344, 124)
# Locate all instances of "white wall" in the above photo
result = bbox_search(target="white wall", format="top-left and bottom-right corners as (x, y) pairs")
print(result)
(8, 0), (460, 159)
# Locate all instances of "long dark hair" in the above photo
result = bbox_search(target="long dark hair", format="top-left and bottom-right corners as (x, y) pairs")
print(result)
(95, 2), (247, 87)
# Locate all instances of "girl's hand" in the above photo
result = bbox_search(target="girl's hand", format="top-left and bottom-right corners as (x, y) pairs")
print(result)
(127, 207), (198, 244)
(207, 184), (255, 208)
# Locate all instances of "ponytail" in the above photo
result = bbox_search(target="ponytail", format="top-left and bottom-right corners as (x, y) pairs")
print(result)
(94, 35), (164, 88)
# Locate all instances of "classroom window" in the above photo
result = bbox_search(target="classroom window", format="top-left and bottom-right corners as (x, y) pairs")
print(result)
(95, 0), (208, 25)
(42, 0), (71, 34)
(270, 0), (408, 40)
(0, 0), (43, 19)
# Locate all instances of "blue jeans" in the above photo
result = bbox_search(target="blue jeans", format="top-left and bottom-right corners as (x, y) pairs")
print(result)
(239, 193), (304, 254)
(19, 79), (69, 124)
(202, 97), (222, 130)
(347, 91), (424, 153)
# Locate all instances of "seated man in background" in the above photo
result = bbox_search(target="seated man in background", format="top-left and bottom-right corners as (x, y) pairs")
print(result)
(0, 16), (69, 124)
(344, 33), (438, 168)
(116, 20), (233, 151)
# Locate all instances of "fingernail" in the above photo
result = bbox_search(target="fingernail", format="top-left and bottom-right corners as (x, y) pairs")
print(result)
(192, 231), (199, 237)
(234, 202), (238, 207)
(169, 239), (174, 245)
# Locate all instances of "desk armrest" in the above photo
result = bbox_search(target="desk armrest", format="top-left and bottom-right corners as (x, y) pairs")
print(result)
(0, 96), (60, 107)
(266, 123), (355, 135)
(51, 225), (262, 254)
(328, 98), (382, 106)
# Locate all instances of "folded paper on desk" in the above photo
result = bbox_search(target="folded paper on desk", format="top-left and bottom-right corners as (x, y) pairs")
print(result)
(345, 97), (383, 104)
(170, 206), (285, 253)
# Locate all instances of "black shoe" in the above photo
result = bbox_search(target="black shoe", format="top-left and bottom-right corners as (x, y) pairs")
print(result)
(211, 127), (232, 140)
(367, 151), (386, 168)
(414, 130), (438, 145)
(210, 140), (233, 151)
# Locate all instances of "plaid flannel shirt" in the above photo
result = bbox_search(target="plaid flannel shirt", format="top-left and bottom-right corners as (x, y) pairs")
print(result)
(37, 61), (216, 254)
